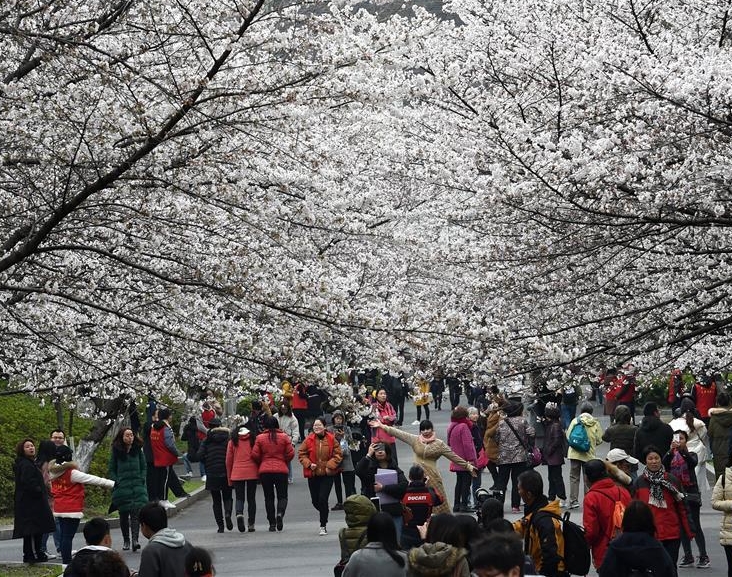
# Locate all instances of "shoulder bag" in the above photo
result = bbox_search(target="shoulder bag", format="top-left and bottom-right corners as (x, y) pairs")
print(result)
(504, 417), (542, 468)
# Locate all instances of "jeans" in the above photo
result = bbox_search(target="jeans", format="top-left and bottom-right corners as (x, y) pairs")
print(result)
(560, 404), (576, 430)
(260, 472), (289, 524)
(547, 464), (567, 500)
(182, 453), (205, 477)
(307, 475), (335, 527)
(495, 462), (528, 509)
(416, 404), (430, 421)
(681, 500), (707, 557)
(58, 517), (81, 564)
(724, 545), (732, 577)
(233, 479), (258, 523)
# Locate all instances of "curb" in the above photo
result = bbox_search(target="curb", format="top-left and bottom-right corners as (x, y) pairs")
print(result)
(0, 487), (208, 541)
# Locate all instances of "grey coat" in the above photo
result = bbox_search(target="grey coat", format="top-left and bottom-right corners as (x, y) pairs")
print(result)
(343, 542), (407, 577)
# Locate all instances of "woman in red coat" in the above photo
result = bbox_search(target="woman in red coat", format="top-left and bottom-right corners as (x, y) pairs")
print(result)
(631, 445), (692, 567)
(371, 388), (398, 464)
(226, 420), (259, 532)
(252, 416), (294, 532)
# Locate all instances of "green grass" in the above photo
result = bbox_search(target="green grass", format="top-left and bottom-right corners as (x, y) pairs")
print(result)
(0, 564), (63, 576)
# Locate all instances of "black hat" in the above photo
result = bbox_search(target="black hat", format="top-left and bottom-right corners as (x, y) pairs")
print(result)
(55, 445), (73, 464)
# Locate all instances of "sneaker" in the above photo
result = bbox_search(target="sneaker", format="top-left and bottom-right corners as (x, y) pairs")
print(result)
(678, 555), (695, 568)
(696, 556), (711, 568)
(511, 507), (520, 513)
(319, 526), (328, 536)
(159, 500), (176, 510)
(288, 478), (294, 484)
(568, 501), (580, 509)
(559, 500), (567, 508)
(180, 471), (193, 478)
(44, 553), (57, 560)
(331, 503), (344, 511)
(411, 420), (420, 425)
(200, 475), (207, 482)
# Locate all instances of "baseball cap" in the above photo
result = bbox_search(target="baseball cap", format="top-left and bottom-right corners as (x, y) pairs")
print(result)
(606, 448), (639, 465)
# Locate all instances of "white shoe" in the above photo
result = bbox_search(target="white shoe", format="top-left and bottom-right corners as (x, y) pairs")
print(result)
(288, 478), (294, 484)
(160, 500), (177, 510)
(181, 472), (193, 478)
(319, 526), (327, 536)
(45, 553), (58, 560)
(568, 501), (580, 509)
(411, 420), (420, 425)
(559, 500), (566, 508)
(200, 475), (207, 482)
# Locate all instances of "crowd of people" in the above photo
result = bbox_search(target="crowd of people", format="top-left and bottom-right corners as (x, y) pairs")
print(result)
(11, 367), (732, 576)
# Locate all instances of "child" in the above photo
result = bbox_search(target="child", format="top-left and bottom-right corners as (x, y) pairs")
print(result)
(401, 465), (443, 549)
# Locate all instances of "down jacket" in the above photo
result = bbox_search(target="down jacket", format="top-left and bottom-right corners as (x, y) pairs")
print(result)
(226, 427), (259, 482)
(251, 429), (295, 475)
(711, 467), (732, 545)
(583, 478), (632, 568)
(298, 431), (342, 477)
(194, 426), (231, 490)
(338, 495), (377, 562)
(631, 471), (692, 542)
(108, 444), (147, 514)
(709, 407), (732, 479)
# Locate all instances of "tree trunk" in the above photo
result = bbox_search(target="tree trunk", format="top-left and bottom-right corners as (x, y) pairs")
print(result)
(75, 395), (128, 471)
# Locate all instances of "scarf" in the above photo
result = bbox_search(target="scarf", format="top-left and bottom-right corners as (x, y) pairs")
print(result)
(451, 417), (473, 428)
(669, 450), (691, 486)
(644, 466), (683, 508)
(418, 432), (437, 445)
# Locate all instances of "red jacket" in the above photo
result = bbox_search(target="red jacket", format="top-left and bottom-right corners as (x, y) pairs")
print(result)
(251, 430), (295, 475)
(583, 478), (632, 568)
(632, 473), (692, 541)
(198, 408), (216, 440)
(615, 376), (636, 403)
(150, 424), (178, 467)
(692, 382), (717, 418)
(226, 429), (259, 481)
(370, 401), (397, 444)
(291, 383), (308, 410)
(51, 469), (85, 515)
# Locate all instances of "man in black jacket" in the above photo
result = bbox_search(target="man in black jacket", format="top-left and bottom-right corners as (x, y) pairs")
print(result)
(632, 402), (673, 459)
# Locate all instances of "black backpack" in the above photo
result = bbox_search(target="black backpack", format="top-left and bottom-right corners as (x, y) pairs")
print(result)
(528, 510), (591, 576)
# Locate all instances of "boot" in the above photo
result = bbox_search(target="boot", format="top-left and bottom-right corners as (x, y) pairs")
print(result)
(224, 498), (234, 531)
(122, 540), (130, 551)
(248, 518), (255, 532)
(131, 513), (141, 552)
(216, 521), (225, 533)
(236, 514), (246, 533)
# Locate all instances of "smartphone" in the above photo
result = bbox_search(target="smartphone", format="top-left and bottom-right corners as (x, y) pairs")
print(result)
(370, 497), (381, 512)
(673, 433), (681, 443)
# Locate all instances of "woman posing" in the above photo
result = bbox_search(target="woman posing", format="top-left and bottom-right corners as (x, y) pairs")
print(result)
(226, 418), (259, 532)
(371, 388), (399, 464)
(13, 439), (55, 563)
(342, 512), (407, 577)
(631, 445), (692, 567)
(195, 417), (234, 533)
(50, 445), (114, 564)
(298, 417), (343, 535)
(370, 419), (476, 515)
(108, 427), (148, 551)
(446, 407), (478, 513)
(252, 415), (294, 532)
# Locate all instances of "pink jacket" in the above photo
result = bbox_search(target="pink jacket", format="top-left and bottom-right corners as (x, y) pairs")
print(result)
(447, 420), (477, 472)
(226, 428), (259, 482)
(251, 430), (295, 475)
(371, 401), (397, 444)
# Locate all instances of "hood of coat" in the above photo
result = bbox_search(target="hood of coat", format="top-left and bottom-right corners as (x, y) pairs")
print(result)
(606, 531), (667, 556)
(605, 461), (632, 487)
(709, 407), (732, 426)
(408, 542), (467, 576)
(207, 427), (231, 443)
(638, 415), (663, 432)
(579, 413), (598, 427)
(149, 527), (187, 549)
(48, 460), (78, 481)
(343, 495), (377, 528)
(236, 427), (251, 439)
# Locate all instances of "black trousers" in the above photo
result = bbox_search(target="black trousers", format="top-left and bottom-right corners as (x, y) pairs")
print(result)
(453, 470), (472, 508)
(233, 479), (258, 523)
(333, 471), (357, 503)
(211, 486), (233, 526)
(495, 462), (528, 509)
(260, 472), (289, 523)
(307, 475), (335, 527)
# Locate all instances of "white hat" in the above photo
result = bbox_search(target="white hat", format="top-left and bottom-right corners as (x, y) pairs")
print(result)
(606, 448), (639, 465)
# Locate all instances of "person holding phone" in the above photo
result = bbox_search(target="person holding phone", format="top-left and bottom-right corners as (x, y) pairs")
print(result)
(663, 430), (709, 568)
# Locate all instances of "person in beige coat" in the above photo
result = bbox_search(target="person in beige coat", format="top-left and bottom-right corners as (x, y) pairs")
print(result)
(370, 420), (476, 515)
(711, 459), (732, 576)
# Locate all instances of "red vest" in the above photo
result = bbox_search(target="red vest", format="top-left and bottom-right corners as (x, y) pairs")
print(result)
(694, 383), (717, 418)
(51, 469), (85, 514)
(291, 384), (308, 410)
(150, 425), (178, 467)
(198, 408), (216, 440)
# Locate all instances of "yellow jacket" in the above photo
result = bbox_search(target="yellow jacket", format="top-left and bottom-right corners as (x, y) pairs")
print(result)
(513, 497), (565, 576)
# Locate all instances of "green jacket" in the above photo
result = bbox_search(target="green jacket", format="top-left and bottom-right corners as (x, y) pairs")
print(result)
(108, 444), (148, 513)
(338, 495), (376, 561)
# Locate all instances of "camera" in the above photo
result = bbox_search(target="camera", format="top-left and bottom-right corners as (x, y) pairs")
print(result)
(474, 487), (505, 524)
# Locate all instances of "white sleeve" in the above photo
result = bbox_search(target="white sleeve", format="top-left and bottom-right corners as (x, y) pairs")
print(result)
(70, 469), (115, 489)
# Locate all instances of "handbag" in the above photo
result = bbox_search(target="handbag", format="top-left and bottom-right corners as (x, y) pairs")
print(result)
(476, 447), (489, 469)
(504, 417), (542, 468)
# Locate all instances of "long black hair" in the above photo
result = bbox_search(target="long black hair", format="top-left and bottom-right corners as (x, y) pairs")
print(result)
(263, 415), (280, 443)
(366, 512), (405, 567)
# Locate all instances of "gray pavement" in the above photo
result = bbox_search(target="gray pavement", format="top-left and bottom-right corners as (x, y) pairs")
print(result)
(1, 400), (728, 575)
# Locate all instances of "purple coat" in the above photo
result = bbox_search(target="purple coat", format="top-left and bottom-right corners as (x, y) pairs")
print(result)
(447, 420), (477, 472)
(542, 420), (565, 466)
